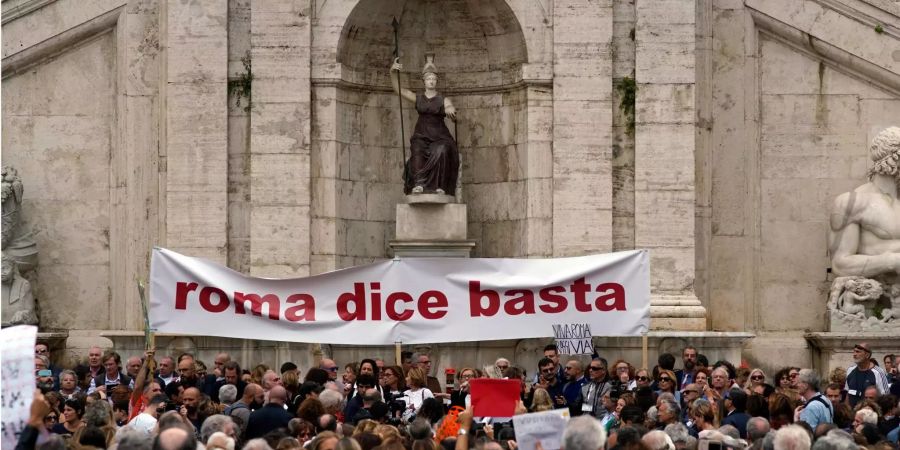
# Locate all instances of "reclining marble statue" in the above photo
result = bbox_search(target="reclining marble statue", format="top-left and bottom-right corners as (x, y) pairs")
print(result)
(2, 166), (39, 326)
(391, 55), (460, 196)
(827, 126), (900, 330)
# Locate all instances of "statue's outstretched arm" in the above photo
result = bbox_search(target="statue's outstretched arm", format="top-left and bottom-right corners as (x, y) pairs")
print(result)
(390, 58), (416, 104)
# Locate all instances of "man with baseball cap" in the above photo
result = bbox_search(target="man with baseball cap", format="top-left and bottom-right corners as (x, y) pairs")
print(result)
(845, 342), (890, 406)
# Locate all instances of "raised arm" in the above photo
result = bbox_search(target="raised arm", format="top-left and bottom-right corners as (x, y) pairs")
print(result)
(390, 58), (417, 104)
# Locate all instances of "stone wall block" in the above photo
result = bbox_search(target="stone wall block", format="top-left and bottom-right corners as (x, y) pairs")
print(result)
(633, 124), (695, 190)
(250, 205), (311, 264)
(250, 102), (311, 154)
(635, 84), (695, 124)
(634, 190), (696, 247)
(250, 153), (311, 206)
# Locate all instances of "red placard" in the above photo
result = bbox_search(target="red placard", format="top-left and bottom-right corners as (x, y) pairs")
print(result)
(470, 378), (521, 417)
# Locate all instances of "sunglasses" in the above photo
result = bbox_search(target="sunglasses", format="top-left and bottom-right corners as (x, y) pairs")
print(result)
(637, 376), (650, 381)
(751, 375), (764, 380)
(659, 377), (672, 382)
(683, 389), (698, 394)
(44, 415), (58, 422)
(589, 366), (606, 371)
(326, 367), (338, 372)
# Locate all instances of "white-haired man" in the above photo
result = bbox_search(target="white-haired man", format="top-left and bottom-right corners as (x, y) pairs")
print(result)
(563, 415), (608, 450)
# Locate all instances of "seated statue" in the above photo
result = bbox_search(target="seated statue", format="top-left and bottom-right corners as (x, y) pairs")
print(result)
(390, 55), (460, 196)
(827, 126), (900, 329)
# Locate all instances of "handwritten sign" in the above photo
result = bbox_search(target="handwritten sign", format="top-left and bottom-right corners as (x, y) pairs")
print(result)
(1, 325), (37, 449)
(552, 323), (593, 355)
(512, 408), (571, 450)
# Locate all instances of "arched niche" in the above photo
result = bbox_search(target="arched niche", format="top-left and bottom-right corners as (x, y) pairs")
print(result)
(311, 0), (551, 270)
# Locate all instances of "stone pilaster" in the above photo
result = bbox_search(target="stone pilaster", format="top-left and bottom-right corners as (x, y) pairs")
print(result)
(249, 0), (312, 277)
(635, 0), (705, 330)
(163, 0), (228, 263)
(552, 0), (615, 256)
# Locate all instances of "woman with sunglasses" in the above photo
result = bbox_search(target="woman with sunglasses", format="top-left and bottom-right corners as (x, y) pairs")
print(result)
(656, 369), (681, 404)
(52, 398), (85, 435)
(450, 367), (478, 408)
(634, 368), (653, 391)
(772, 367), (801, 404)
(744, 368), (767, 391)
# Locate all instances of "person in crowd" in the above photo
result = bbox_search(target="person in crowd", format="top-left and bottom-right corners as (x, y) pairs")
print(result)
(178, 355), (206, 391)
(535, 344), (564, 384)
(657, 397), (682, 430)
(495, 357), (511, 378)
(747, 368), (767, 391)
(343, 363), (358, 393)
(722, 388), (751, 438)
(344, 374), (378, 423)
(320, 358), (340, 382)
(530, 387), (554, 412)
(527, 357), (566, 409)
(654, 353), (677, 391)
(747, 416), (771, 445)
(773, 424), (810, 450)
(400, 367), (434, 422)
(694, 368), (710, 392)
(156, 355), (177, 386)
(52, 397), (85, 436)
(58, 369), (81, 399)
(794, 368), (833, 430)
(562, 359), (588, 406)
(88, 350), (133, 394)
(127, 393), (169, 434)
(225, 382), (262, 434)
(845, 343), (890, 406)
(676, 346), (698, 389)
(658, 369), (681, 404)
(612, 359), (635, 391)
(709, 367), (731, 400)
(381, 365), (406, 401)
(577, 358), (612, 419)
(450, 366), (476, 408)
(769, 393), (796, 430)
(413, 352), (444, 398)
(681, 383), (701, 421)
(86, 346), (104, 379)
(246, 385), (293, 440)
(635, 368), (654, 392)
(690, 398), (718, 433)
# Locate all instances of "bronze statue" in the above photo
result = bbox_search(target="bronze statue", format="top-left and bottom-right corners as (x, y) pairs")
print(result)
(391, 55), (460, 195)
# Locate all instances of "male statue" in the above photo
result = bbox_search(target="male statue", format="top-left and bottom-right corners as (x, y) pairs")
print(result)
(829, 126), (900, 281)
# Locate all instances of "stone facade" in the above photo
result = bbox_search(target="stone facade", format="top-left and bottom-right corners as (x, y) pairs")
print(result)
(2, 0), (899, 374)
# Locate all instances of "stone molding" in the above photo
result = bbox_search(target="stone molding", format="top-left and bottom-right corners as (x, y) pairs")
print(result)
(310, 77), (552, 95)
(1, 0), (57, 25)
(1, 5), (123, 78)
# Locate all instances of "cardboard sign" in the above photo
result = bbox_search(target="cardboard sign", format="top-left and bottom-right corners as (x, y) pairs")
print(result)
(1, 325), (38, 449)
(553, 323), (593, 355)
(512, 408), (571, 450)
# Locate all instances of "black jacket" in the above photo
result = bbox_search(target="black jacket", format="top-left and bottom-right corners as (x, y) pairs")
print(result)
(245, 403), (293, 440)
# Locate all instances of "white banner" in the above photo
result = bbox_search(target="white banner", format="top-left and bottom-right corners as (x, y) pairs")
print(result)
(150, 248), (650, 345)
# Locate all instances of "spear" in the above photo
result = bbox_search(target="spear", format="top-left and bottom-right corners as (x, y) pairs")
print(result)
(392, 17), (406, 171)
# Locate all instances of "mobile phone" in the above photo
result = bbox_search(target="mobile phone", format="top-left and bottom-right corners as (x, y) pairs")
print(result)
(699, 441), (723, 450)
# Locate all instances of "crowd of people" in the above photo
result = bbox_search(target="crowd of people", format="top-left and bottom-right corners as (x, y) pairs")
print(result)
(17, 340), (900, 450)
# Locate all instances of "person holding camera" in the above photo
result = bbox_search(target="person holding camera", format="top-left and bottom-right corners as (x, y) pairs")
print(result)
(526, 357), (566, 410)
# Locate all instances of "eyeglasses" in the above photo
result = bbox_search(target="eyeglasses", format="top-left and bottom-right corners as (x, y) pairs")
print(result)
(589, 366), (606, 371)
(751, 375), (764, 380)
(617, 367), (629, 372)
(637, 376), (650, 381)
(325, 367), (338, 372)
(35, 349), (49, 355)
(659, 377), (672, 382)
(684, 390), (698, 394)
(44, 415), (58, 422)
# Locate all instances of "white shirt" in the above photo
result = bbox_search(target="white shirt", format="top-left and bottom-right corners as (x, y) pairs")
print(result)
(127, 412), (158, 434)
(400, 388), (434, 412)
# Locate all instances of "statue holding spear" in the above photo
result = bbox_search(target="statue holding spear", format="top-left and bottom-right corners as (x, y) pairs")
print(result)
(390, 23), (460, 196)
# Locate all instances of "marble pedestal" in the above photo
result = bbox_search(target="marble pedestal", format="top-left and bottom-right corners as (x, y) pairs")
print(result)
(389, 195), (476, 257)
(805, 332), (900, 375)
(651, 295), (707, 331)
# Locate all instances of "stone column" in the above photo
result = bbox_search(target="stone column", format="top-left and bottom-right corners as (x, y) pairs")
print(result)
(634, 0), (706, 330)
(249, 0), (313, 278)
(552, 0), (615, 256)
(163, 0), (229, 263)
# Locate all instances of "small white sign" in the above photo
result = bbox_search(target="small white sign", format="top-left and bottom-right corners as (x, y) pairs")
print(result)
(552, 323), (593, 355)
(1, 325), (38, 449)
(512, 408), (571, 450)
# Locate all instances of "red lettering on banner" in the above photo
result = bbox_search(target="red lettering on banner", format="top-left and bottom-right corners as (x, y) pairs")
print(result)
(285, 294), (316, 321)
(504, 290), (536, 315)
(419, 291), (448, 319)
(469, 281), (500, 317)
(200, 286), (230, 313)
(468, 279), (628, 317)
(337, 283), (366, 321)
(234, 292), (280, 320)
(370, 283), (382, 321)
(571, 278), (591, 312)
(596, 283), (625, 311)
(539, 287), (567, 313)
(175, 282), (199, 309)
(386, 292), (414, 321)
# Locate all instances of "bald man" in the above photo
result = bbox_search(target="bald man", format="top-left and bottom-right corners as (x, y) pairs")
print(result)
(155, 426), (197, 450)
(245, 385), (293, 440)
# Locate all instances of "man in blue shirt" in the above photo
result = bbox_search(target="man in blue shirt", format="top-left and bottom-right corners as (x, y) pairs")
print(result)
(562, 359), (588, 407)
(796, 368), (833, 430)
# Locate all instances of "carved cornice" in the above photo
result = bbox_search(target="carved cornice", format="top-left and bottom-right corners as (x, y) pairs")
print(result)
(1, 5), (123, 79)
(747, 8), (900, 97)
(1, 0), (57, 25)
(310, 77), (552, 95)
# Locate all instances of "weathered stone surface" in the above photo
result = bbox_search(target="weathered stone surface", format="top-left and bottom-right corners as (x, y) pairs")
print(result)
(395, 204), (468, 241)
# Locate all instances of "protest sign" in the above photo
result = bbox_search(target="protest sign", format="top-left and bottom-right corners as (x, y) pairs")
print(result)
(151, 248), (650, 344)
(512, 408), (571, 450)
(1, 325), (38, 449)
(469, 379), (521, 417)
(552, 323), (593, 355)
